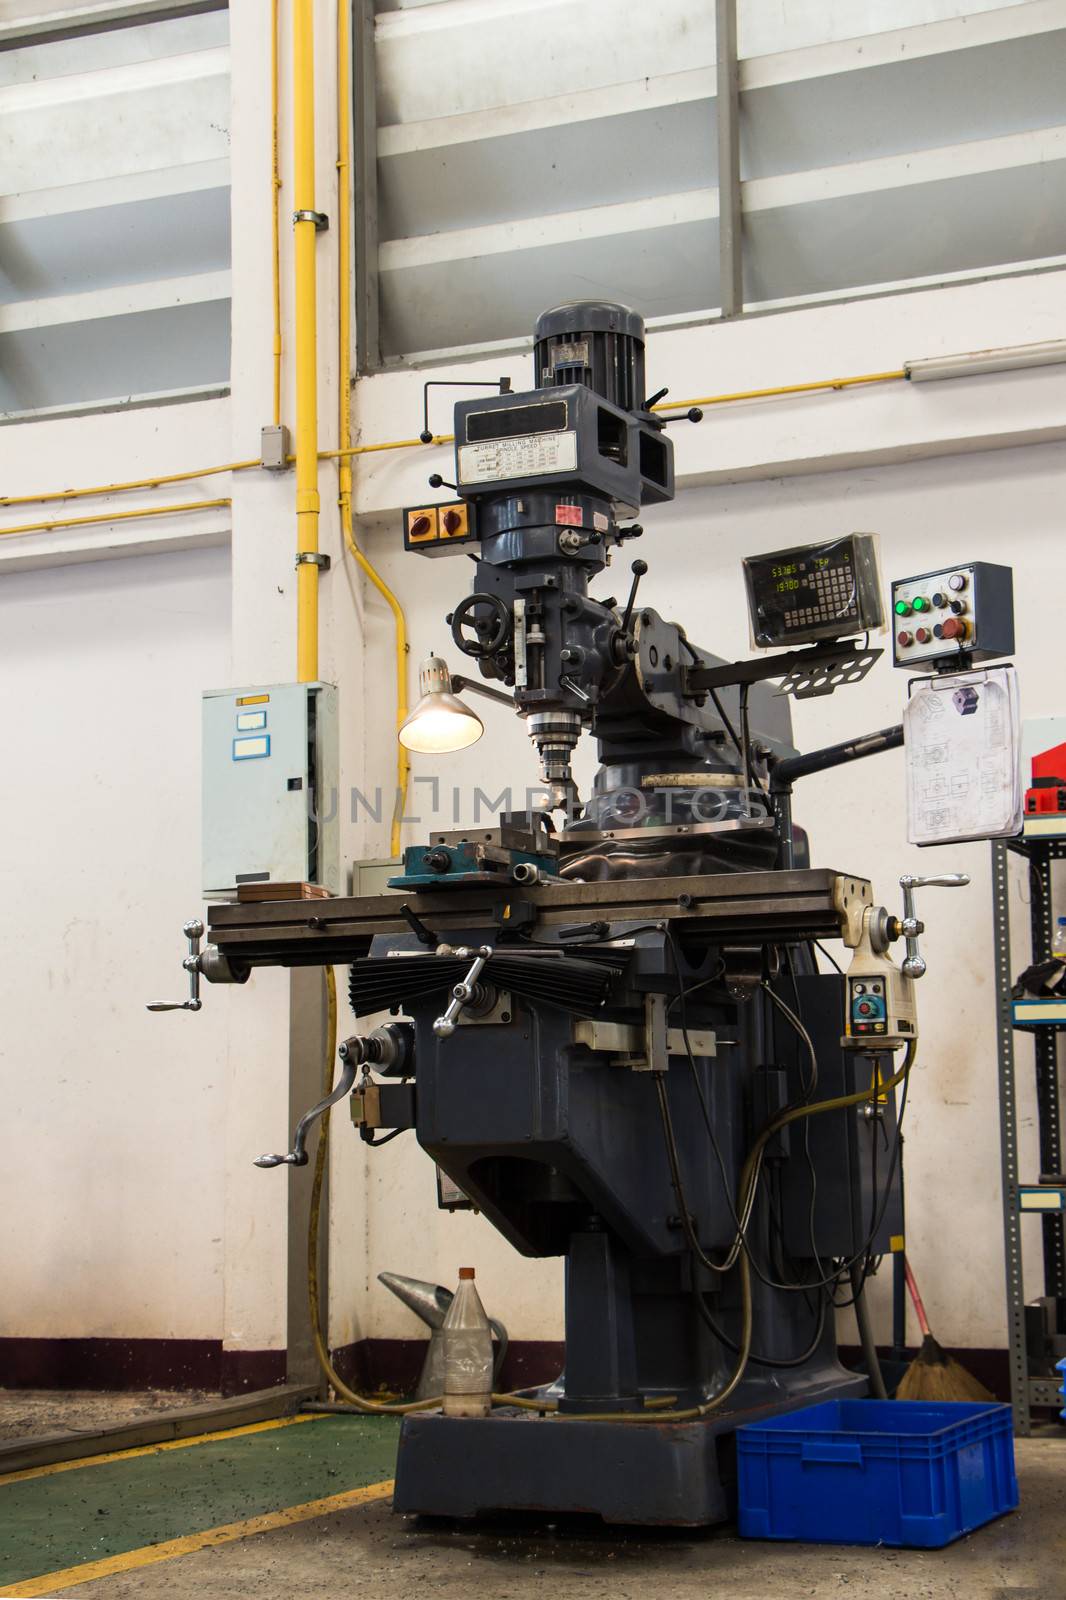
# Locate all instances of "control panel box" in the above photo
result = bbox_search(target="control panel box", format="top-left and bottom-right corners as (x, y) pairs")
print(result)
(202, 682), (339, 899)
(403, 499), (478, 558)
(743, 534), (883, 649)
(891, 561), (1014, 669)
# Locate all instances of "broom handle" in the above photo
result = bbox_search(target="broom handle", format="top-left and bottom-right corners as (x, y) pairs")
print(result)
(903, 1256), (933, 1339)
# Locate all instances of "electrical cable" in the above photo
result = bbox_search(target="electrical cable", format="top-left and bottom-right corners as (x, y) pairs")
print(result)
(305, 968), (686, 1421)
(1, 372), (907, 517)
(813, 939), (844, 975)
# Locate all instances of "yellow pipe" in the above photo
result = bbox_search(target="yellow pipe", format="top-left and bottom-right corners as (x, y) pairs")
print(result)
(0, 500), (231, 539)
(270, 0), (283, 428)
(0, 370), (908, 514)
(292, 0), (321, 685)
(336, 0), (409, 859)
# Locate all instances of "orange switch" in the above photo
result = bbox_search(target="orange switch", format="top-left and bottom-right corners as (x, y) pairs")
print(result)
(406, 506), (439, 545)
(440, 503), (470, 539)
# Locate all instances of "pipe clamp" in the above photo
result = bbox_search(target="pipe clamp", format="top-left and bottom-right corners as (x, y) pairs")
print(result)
(293, 209), (329, 231)
(295, 552), (331, 571)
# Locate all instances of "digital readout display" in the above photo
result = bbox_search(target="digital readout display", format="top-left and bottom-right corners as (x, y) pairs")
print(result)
(744, 540), (867, 646)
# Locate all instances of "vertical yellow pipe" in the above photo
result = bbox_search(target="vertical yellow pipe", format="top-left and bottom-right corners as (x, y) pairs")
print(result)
(270, 0), (283, 427)
(293, 0), (320, 684)
(336, 0), (409, 858)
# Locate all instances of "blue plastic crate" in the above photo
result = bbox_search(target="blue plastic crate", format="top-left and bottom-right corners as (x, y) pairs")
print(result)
(1056, 1356), (1066, 1418)
(737, 1399), (1017, 1548)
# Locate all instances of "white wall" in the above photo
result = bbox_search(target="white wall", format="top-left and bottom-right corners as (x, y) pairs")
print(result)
(351, 439), (1065, 1349)
(2, 0), (1062, 1374)
(0, 545), (232, 1340)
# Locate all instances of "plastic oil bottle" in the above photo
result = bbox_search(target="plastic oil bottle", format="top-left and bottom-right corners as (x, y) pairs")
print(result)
(1054, 916), (1066, 963)
(442, 1267), (493, 1417)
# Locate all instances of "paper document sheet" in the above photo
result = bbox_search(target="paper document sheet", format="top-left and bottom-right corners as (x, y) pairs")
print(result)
(904, 666), (1021, 846)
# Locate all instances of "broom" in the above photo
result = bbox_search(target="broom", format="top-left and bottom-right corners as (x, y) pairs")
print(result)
(896, 1255), (994, 1402)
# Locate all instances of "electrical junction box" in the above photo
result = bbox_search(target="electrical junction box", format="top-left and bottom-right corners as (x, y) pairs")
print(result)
(202, 682), (339, 899)
(891, 561), (1014, 669)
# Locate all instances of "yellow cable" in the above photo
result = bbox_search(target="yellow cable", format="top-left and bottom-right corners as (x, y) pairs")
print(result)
(336, 0), (409, 860)
(308, 968), (441, 1414)
(657, 370), (906, 411)
(0, 500), (231, 539)
(270, 0), (283, 428)
(0, 370), (907, 513)
(0, 461), (258, 509)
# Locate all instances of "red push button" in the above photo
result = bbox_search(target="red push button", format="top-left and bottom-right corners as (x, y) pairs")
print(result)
(915, 627), (932, 644)
(858, 1002), (873, 1015)
(897, 630), (913, 648)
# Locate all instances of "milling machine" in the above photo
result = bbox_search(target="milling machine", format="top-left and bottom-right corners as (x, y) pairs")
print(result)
(167, 302), (975, 1526)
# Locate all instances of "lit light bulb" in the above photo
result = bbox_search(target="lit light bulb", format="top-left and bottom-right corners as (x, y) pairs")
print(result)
(398, 656), (485, 754)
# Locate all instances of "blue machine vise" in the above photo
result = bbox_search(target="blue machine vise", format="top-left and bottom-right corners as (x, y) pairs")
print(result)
(387, 823), (559, 891)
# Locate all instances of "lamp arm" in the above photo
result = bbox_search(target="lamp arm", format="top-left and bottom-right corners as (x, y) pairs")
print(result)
(450, 674), (517, 709)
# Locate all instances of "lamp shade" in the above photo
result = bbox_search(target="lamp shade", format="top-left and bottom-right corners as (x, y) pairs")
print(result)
(398, 656), (484, 754)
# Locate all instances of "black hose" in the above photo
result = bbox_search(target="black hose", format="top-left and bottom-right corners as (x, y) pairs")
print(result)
(850, 1261), (888, 1399)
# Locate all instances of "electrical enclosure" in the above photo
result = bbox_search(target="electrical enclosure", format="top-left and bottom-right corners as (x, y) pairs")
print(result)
(202, 682), (339, 898)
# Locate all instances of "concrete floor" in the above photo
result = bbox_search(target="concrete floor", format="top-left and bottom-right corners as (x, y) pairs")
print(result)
(0, 1389), (217, 1441)
(63, 1437), (1066, 1600)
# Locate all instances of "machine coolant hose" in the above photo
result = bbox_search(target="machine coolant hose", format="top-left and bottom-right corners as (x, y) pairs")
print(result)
(850, 1261), (889, 1401)
(307, 972), (911, 1423)
(307, 968), (560, 1415)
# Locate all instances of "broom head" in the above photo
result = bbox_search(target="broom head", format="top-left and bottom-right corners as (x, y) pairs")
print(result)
(896, 1334), (994, 1402)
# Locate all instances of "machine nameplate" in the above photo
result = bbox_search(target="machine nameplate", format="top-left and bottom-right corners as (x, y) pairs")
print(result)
(458, 430), (578, 485)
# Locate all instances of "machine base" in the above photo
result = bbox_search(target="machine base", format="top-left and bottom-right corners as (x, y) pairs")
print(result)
(393, 1370), (868, 1527)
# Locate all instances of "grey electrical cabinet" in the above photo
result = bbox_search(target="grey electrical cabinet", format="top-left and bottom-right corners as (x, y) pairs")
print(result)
(202, 682), (339, 898)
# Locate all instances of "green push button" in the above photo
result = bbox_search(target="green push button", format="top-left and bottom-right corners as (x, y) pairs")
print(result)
(894, 599), (911, 617)
(912, 595), (930, 612)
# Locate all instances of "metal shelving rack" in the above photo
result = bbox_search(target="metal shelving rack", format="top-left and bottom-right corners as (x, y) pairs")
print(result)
(993, 823), (1066, 1434)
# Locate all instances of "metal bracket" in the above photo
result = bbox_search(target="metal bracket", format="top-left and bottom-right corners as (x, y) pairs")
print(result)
(776, 645), (882, 700)
(293, 209), (329, 231)
(295, 551), (331, 571)
(574, 1018), (717, 1060)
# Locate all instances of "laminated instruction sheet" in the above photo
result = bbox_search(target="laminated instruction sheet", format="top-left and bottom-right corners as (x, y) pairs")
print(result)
(903, 665), (1022, 846)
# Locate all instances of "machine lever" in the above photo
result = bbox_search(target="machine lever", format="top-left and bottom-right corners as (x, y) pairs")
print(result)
(433, 946), (493, 1038)
(619, 560), (648, 638)
(253, 1056), (358, 1168)
(898, 872), (970, 978)
(146, 919), (205, 1013)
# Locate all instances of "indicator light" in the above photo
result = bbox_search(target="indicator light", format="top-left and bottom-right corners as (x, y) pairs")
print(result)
(912, 595), (930, 612)
(949, 573), (967, 591)
(894, 599), (911, 617)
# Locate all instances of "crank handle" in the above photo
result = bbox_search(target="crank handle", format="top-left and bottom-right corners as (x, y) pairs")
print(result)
(254, 1055), (358, 1169)
(433, 946), (492, 1038)
(147, 920), (204, 1013)
(898, 872), (970, 979)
